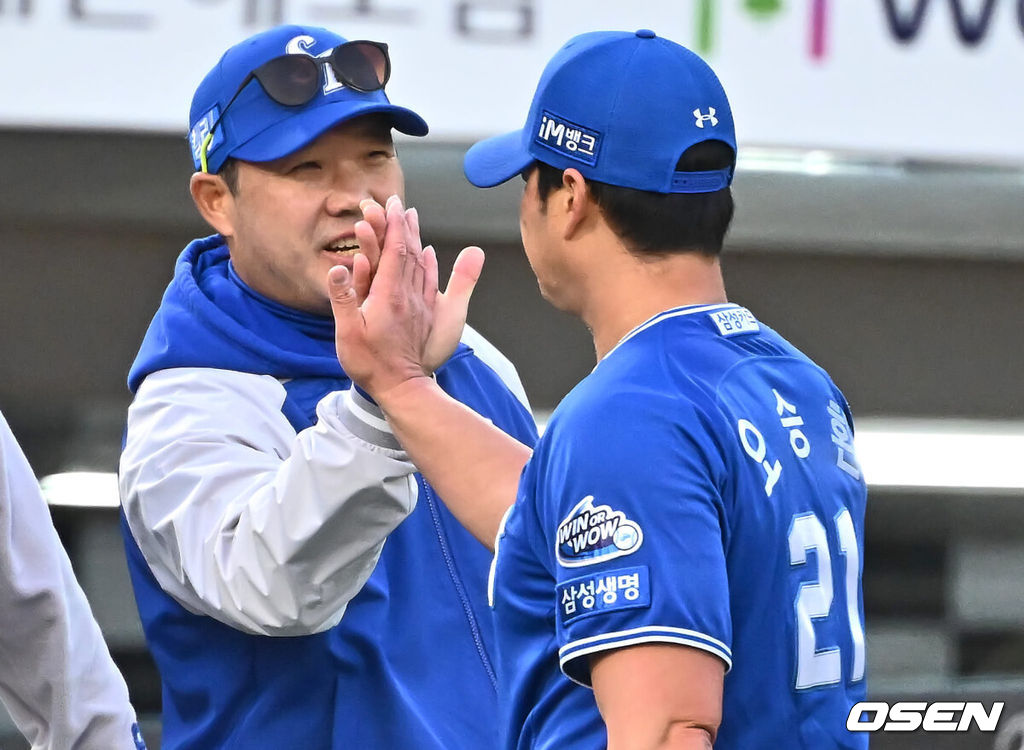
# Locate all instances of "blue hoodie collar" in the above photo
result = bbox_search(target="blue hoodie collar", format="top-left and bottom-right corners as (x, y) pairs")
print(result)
(128, 235), (345, 392)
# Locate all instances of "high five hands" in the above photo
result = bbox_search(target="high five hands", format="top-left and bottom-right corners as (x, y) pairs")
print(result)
(327, 195), (485, 402)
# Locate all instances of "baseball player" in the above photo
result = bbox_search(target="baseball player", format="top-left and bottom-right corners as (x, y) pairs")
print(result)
(329, 29), (869, 749)
(0, 410), (144, 749)
(118, 24), (537, 749)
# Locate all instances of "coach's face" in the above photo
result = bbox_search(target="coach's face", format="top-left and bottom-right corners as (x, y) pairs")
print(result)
(197, 114), (404, 316)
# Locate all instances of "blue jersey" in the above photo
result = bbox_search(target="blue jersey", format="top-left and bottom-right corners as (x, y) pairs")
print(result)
(490, 303), (868, 749)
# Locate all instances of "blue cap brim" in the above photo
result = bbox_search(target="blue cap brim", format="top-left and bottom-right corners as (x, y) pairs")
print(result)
(463, 130), (535, 188)
(232, 100), (428, 165)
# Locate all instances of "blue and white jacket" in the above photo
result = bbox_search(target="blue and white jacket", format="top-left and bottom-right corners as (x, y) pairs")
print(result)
(118, 236), (538, 749)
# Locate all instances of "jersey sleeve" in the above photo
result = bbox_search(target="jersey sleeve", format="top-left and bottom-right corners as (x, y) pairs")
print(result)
(119, 367), (419, 637)
(541, 390), (732, 687)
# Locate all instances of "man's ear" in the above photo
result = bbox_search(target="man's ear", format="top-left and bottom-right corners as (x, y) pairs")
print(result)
(190, 172), (236, 238)
(560, 168), (593, 240)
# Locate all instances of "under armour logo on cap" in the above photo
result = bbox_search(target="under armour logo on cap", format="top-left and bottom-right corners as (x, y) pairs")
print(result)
(694, 107), (718, 128)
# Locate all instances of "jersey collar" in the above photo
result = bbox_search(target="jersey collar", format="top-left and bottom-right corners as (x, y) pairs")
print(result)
(601, 302), (740, 363)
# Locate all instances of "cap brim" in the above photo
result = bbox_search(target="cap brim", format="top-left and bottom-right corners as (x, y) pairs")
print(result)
(463, 130), (535, 188)
(232, 100), (428, 165)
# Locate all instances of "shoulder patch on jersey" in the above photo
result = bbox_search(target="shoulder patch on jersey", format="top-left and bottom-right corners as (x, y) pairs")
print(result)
(557, 565), (651, 626)
(556, 495), (643, 568)
(709, 306), (759, 337)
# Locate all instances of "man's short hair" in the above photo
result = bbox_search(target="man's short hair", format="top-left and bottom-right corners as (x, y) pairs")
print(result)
(532, 140), (735, 258)
(218, 158), (240, 195)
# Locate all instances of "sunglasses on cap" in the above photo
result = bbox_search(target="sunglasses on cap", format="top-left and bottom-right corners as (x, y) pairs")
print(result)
(199, 40), (391, 173)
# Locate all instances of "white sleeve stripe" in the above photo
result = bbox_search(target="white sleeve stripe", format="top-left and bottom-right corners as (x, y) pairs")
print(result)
(559, 624), (731, 655)
(341, 388), (401, 451)
(558, 634), (733, 687)
(345, 388), (390, 431)
(487, 505), (515, 608)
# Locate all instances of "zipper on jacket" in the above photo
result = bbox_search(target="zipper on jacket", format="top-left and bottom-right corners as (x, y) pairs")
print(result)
(420, 477), (498, 690)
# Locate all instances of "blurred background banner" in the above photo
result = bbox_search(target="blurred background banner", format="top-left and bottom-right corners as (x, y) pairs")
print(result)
(0, 0), (1021, 162)
(2, 2), (1024, 749)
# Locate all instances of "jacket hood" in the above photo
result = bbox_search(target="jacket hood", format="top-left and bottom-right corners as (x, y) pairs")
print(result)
(128, 235), (345, 393)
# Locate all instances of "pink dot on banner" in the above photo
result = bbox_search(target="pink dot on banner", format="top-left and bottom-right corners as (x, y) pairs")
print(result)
(810, 0), (828, 60)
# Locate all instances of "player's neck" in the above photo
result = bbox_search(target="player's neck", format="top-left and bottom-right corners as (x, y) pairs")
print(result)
(582, 249), (728, 361)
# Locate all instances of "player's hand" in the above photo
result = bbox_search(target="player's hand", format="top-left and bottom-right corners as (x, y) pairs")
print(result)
(329, 195), (435, 399)
(357, 198), (485, 372)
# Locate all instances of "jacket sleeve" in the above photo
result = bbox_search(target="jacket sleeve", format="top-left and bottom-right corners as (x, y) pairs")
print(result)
(461, 324), (533, 416)
(0, 411), (140, 750)
(118, 367), (419, 637)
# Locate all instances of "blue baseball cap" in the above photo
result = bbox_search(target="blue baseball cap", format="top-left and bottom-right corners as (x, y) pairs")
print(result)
(189, 24), (428, 174)
(464, 29), (735, 194)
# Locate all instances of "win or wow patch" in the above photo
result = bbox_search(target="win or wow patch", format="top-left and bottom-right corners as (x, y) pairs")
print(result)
(557, 565), (651, 626)
(556, 495), (644, 568)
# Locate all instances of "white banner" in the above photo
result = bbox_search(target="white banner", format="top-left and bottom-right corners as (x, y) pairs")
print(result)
(0, 1), (1020, 163)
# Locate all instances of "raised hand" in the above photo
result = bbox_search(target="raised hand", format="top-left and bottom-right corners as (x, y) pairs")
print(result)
(329, 196), (435, 399)
(351, 198), (485, 374)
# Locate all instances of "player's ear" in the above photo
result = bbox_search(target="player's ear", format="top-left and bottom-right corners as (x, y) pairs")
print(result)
(190, 171), (237, 238)
(560, 168), (592, 240)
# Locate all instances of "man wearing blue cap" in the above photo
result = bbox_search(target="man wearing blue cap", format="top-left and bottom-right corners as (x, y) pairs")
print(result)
(117, 24), (537, 749)
(329, 29), (868, 749)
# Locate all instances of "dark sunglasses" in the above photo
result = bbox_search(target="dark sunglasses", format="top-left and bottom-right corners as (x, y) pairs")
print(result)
(200, 40), (391, 172)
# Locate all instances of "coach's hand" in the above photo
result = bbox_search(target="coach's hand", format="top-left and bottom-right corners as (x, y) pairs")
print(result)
(329, 196), (484, 401)
(356, 198), (484, 372)
(329, 196), (430, 398)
